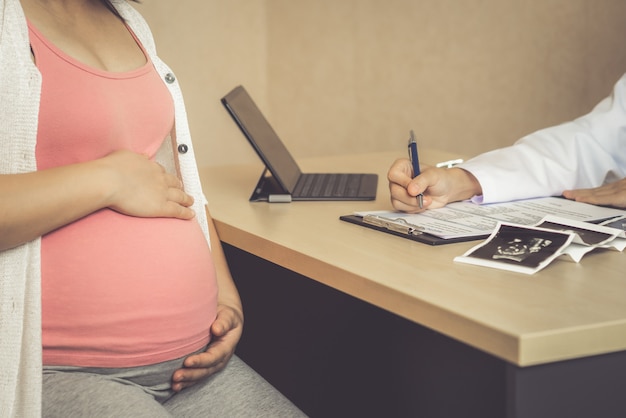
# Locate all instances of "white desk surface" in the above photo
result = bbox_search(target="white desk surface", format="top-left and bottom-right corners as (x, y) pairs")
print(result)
(199, 150), (626, 367)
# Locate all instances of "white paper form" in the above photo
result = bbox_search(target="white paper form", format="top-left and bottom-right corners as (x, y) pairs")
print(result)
(356, 197), (626, 240)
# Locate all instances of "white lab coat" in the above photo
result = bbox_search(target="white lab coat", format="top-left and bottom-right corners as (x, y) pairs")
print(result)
(460, 74), (626, 204)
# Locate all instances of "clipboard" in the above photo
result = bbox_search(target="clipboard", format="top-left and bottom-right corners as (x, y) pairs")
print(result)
(339, 214), (488, 246)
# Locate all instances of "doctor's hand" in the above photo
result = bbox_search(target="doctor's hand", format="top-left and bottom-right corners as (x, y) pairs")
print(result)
(171, 304), (243, 392)
(387, 158), (482, 213)
(562, 177), (626, 209)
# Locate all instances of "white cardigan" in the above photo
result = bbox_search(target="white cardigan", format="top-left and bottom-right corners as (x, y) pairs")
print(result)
(0, 1), (210, 416)
(461, 74), (626, 204)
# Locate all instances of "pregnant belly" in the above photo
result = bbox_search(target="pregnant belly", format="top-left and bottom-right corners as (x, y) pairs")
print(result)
(41, 209), (218, 367)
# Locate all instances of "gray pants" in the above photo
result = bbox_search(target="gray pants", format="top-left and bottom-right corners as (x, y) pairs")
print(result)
(42, 354), (306, 418)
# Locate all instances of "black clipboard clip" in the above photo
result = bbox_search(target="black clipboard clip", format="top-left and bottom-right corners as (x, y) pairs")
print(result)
(362, 214), (423, 236)
(340, 213), (486, 245)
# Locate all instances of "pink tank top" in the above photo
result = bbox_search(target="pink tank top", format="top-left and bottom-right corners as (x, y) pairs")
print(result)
(29, 21), (218, 367)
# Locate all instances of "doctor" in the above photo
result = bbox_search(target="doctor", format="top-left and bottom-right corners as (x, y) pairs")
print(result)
(388, 74), (626, 213)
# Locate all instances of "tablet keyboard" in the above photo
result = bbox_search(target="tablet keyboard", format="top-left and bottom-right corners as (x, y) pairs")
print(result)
(294, 173), (364, 198)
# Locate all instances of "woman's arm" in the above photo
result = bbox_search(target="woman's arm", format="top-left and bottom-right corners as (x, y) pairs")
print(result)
(171, 205), (244, 392)
(0, 150), (195, 251)
(208, 207), (244, 324)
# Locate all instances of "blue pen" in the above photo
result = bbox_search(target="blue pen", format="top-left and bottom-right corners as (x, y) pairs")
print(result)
(408, 130), (423, 208)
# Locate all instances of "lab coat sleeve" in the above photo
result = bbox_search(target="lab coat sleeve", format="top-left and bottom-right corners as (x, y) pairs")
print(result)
(460, 73), (626, 204)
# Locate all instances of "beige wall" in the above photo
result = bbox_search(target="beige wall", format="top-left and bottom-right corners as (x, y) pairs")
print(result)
(137, 1), (626, 168)
(135, 1), (267, 167)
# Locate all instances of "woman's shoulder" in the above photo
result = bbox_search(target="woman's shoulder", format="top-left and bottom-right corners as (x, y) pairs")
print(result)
(113, 1), (157, 56)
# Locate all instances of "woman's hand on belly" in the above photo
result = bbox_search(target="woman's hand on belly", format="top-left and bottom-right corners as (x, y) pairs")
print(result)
(100, 150), (196, 220)
(1, 150), (191, 251)
(170, 304), (244, 392)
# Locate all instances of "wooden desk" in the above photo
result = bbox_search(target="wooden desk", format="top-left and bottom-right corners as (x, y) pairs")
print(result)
(200, 150), (626, 418)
